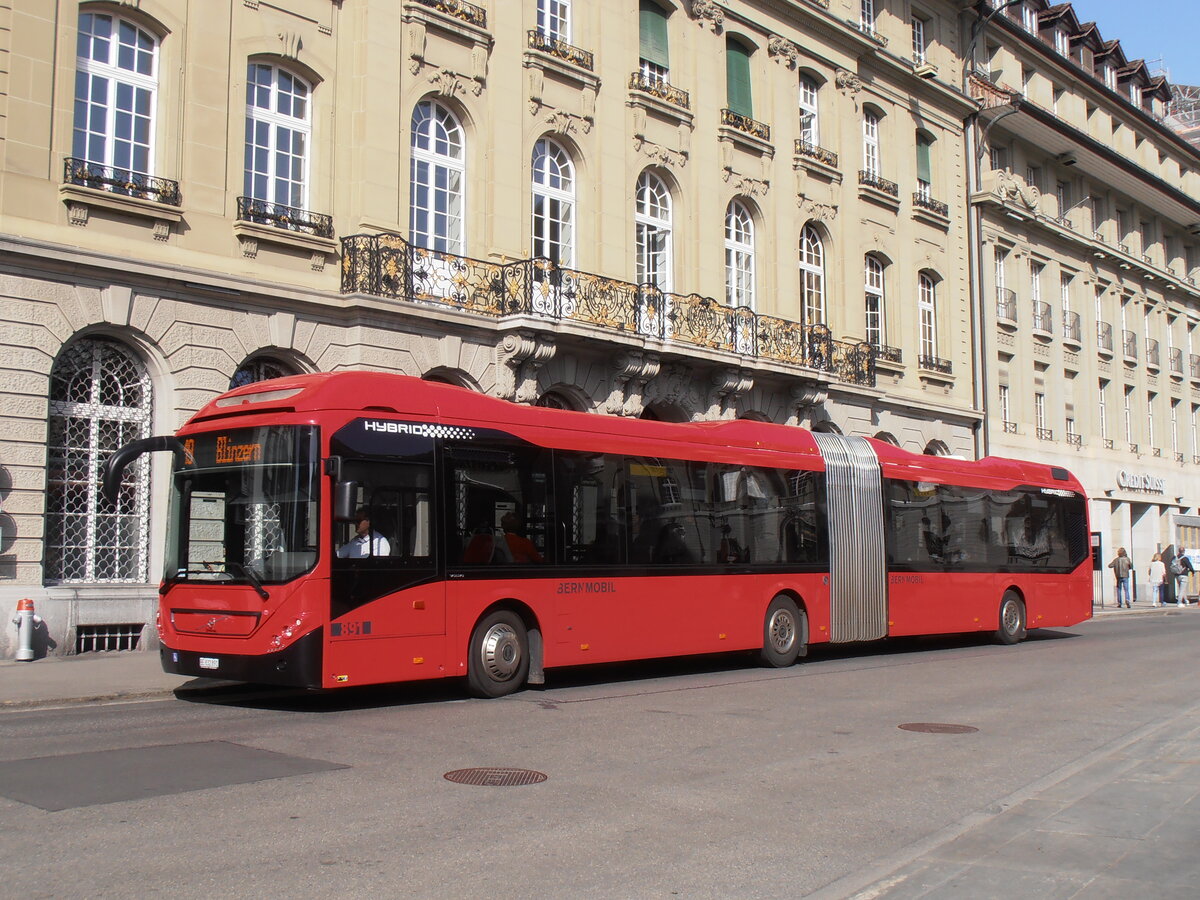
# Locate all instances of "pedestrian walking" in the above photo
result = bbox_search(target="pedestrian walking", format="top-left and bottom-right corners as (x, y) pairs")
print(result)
(1108, 547), (1133, 608)
(1148, 553), (1167, 607)
(1163, 544), (1180, 607)
(1171, 550), (1193, 607)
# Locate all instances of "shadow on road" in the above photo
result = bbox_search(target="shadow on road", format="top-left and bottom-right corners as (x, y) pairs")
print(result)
(172, 626), (1081, 714)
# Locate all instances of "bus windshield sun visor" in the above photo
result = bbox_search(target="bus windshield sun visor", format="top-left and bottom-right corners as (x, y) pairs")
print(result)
(102, 435), (191, 504)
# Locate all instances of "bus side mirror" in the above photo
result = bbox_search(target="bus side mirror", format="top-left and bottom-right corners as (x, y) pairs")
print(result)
(334, 481), (359, 522)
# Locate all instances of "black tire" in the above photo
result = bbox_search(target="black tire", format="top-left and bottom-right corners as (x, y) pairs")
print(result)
(996, 591), (1027, 645)
(760, 595), (804, 667)
(467, 610), (530, 698)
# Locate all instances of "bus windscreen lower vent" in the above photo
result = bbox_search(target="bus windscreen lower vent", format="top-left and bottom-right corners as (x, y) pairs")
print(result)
(75, 624), (144, 654)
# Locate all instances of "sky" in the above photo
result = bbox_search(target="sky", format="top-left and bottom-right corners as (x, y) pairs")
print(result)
(1067, 1), (1200, 86)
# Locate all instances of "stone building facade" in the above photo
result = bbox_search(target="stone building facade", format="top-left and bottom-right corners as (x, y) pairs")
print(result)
(968, 1), (1200, 602)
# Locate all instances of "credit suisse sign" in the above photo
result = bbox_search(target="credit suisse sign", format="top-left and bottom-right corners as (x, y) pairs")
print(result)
(1117, 470), (1166, 493)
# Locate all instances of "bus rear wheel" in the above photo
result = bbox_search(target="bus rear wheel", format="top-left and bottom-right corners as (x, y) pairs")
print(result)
(996, 591), (1027, 645)
(760, 595), (803, 667)
(467, 610), (530, 698)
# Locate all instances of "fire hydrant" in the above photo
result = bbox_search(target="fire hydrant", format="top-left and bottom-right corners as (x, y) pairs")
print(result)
(12, 598), (41, 662)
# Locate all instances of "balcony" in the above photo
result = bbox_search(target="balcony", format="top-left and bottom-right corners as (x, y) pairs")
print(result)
(1031, 301), (1053, 337)
(1062, 311), (1081, 346)
(1176, 452), (1186, 464)
(1097, 321), (1114, 356)
(918, 354), (952, 375)
(1104, 439), (1115, 450)
(61, 157), (184, 235)
(1152, 448), (1162, 458)
(527, 29), (594, 71)
(996, 288), (1017, 326)
(912, 191), (949, 227)
(1169, 348), (1183, 377)
(1036, 427), (1054, 441)
(1145, 338), (1160, 370)
(341, 233), (876, 387)
(64, 157), (181, 206)
(1129, 443), (1140, 454)
(409, 0), (486, 27)
(1067, 433), (1082, 447)
(720, 108), (771, 142)
(1122, 330), (1138, 364)
(858, 171), (898, 196)
(628, 72), (690, 110)
(793, 139), (838, 169)
(853, 22), (888, 46)
(1003, 420), (1018, 434)
(1190, 354), (1200, 381)
(873, 344), (903, 364)
(235, 197), (333, 239)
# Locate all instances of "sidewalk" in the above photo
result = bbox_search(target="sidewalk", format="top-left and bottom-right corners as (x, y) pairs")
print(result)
(0, 602), (1188, 709)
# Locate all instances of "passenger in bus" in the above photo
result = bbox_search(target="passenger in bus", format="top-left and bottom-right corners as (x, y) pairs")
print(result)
(632, 500), (691, 564)
(921, 516), (945, 562)
(1012, 516), (1050, 563)
(501, 512), (543, 563)
(337, 508), (391, 559)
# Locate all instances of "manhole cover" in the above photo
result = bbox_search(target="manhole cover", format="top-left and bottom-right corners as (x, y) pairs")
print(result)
(898, 722), (979, 734)
(443, 767), (548, 786)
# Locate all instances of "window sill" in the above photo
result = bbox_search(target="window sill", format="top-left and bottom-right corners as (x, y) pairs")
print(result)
(912, 205), (950, 230)
(60, 183), (183, 237)
(523, 48), (600, 92)
(233, 220), (338, 260)
(627, 89), (694, 129)
(718, 125), (774, 158)
(401, 1), (490, 44)
(792, 153), (841, 183)
(858, 183), (900, 211)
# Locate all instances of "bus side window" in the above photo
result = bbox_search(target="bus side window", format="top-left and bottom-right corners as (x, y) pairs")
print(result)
(446, 441), (551, 566)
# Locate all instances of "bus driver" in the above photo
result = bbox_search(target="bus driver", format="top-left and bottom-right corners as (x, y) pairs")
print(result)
(338, 508), (391, 558)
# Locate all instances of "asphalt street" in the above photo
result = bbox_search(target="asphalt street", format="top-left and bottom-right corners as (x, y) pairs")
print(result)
(1, 610), (1198, 898)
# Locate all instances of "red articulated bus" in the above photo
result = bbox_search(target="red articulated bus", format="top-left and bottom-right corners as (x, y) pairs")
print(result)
(103, 372), (1092, 697)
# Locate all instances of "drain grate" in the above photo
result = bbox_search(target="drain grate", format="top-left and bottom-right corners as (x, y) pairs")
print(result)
(444, 767), (547, 787)
(898, 722), (979, 734)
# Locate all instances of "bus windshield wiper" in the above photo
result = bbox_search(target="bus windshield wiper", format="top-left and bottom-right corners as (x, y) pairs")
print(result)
(199, 560), (270, 600)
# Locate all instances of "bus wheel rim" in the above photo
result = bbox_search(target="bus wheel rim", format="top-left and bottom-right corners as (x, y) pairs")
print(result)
(481, 623), (521, 681)
(1003, 601), (1020, 632)
(768, 609), (796, 653)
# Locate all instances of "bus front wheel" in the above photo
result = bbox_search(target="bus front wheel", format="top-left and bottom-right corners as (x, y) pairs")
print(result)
(760, 595), (803, 667)
(996, 592), (1027, 645)
(467, 609), (530, 698)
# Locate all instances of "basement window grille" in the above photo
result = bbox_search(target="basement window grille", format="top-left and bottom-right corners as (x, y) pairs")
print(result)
(76, 623), (144, 654)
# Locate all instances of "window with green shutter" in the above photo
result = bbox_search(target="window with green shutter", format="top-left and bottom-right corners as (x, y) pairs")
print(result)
(726, 39), (753, 118)
(916, 135), (933, 188)
(640, 2), (670, 71)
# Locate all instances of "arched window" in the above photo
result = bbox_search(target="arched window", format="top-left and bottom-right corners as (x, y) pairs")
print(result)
(73, 11), (159, 180)
(245, 63), (311, 210)
(230, 357), (296, 390)
(410, 100), (465, 254)
(799, 225), (825, 327)
(874, 431), (901, 446)
(635, 171), (672, 291)
(863, 109), (881, 176)
(45, 338), (152, 584)
(864, 255), (885, 346)
(919, 272), (939, 361)
(531, 138), (575, 267)
(724, 200), (755, 309)
(536, 390), (578, 411)
(799, 75), (821, 146)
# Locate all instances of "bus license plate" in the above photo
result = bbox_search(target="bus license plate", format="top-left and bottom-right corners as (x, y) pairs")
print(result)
(199, 656), (219, 670)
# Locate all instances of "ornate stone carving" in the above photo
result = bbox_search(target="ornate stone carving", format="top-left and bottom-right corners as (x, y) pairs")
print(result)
(632, 136), (688, 168)
(768, 35), (798, 68)
(277, 31), (301, 60)
(791, 382), (829, 409)
(646, 363), (703, 416)
(988, 168), (1040, 211)
(408, 22), (427, 76)
(545, 109), (593, 135)
(497, 331), (556, 403)
(67, 202), (89, 227)
(836, 68), (863, 97)
(721, 168), (769, 196)
(607, 351), (661, 417)
(797, 197), (838, 222)
(689, 0), (724, 32)
(707, 368), (754, 419)
(429, 68), (480, 99)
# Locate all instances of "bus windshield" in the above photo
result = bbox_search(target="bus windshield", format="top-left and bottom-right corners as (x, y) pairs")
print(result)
(165, 425), (319, 588)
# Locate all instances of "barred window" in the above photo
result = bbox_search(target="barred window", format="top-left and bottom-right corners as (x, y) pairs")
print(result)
(73, 11), (159, 179)
(230, 357), (296, 390)
(45, 338), (152, 584)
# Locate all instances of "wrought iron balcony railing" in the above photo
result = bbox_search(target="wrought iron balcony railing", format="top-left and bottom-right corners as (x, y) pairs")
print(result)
(1067, 433), (1082, 447)
(1153, 447), (1162, 458)
(410, 0), (486, 27)
(1097, 321), (1113, 353)
(1031, 301), (1053, 334)
(912, 192), (949, 217)
(1191, 354), (1200, 379)
(628, 72), (690, 109)
(793, 139), (838, 168)
(340, 234), (876, 386)
(236, 197), (333, 238)
(1122, 330), (1138, 360)
(1145, 338), (1160, 368)
(64, 157), (181, 206)
(720, 109), (771, 142)
(873, 344), (902, 364)
(1176, 452), (1185, 463)
(853, 22), (889, 46)
(996, 288), (1017, 323)
(527, 30), (594, 70)
(1129, 442), (1139, 454)
(859, 171), (898, 196)
(918, 354), (952, 375)
(1036, 427), (1054, 441)
(1003, 420), (1018, 434)
(1104, 438), (1114, 450)
(1062, 311), (1081, 343)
